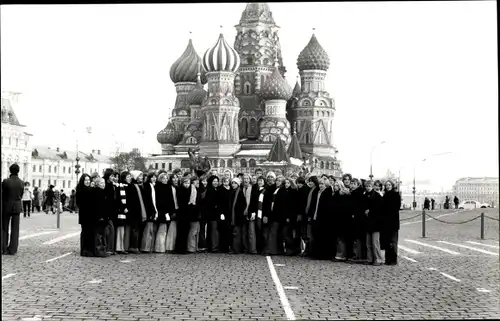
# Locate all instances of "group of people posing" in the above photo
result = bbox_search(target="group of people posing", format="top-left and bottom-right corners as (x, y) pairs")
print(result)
(76, 167), (402, 266)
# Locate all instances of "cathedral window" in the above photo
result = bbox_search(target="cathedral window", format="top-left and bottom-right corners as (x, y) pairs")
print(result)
(187, 137), (197, 144)
(244, 82), (252, 95)
(240, 159), (247, 168)
(249, 118), (257, 136)
(326, 162), (330, 169)
(33, 165), (36, 172)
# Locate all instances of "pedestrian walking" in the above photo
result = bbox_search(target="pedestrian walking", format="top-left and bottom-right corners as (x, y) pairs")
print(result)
(1, 164), (24, 255)
(45, 185), (55, 214)
(22, 182), (32, 218)
(32, 186), (42, 213)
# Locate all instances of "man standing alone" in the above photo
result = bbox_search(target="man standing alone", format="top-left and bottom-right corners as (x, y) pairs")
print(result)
(2, 164), (24, 255)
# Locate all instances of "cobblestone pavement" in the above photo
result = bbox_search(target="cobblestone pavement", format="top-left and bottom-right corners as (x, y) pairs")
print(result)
(2, 209), (499, 320)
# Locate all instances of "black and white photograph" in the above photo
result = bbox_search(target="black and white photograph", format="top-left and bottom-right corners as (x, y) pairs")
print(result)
(1, 1), (498, 320)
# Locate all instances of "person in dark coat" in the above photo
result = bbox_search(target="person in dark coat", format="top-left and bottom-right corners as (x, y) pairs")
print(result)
(332, 180), (351, 261)
(141, 172), (159, 253)
(198, 176), (209, 252)
(453, 196), (459, 209)
(282, 178), (300, 256)
(103, 169), (118, 255)
(1, 164), (24, 255)
(431, 198), (436, 210)
(229, 177), (247, 254)
(115, 171), (131, 254)
(266, 177), (286, 256)
(295, 177), (310, 255)
(32, 186), (42, 213)
(363, 180), (384, 266)
(424, 197), (430, 210)
(382, 180), (401, 265)
(126, 171), (147, 254)
(165, 173), (179, 253)
(69, 189), (76, 213)
(186, 177), (201, 253)
(154, 170), (170, 253)
(216, 176), (233, 253)
(92, 177), (110, 257)
(310, 177), (334, 260)
(44, 185), (55, 214)
(261, 172), (278, 255)
(175, 177), (193, 254)
(76, 174), (94, 257)
(249, 175), (266, 254)
(341, 174), (355, 259)
(351, 178), (367, 263)
(205, 175), (219, 252)
(302, 176), (320, 257)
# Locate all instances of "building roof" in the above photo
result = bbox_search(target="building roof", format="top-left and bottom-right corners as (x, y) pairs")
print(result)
(455, 177), (499, 184)
(260, 66), (292, 101)
(32, 146), (111, 163)
(238, 3), (275, 25)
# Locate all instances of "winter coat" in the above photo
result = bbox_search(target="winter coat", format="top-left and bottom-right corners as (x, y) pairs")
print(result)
(76, 186), (93, 225)
(204, 186), (219, 221)
(154, 182), (171, 223)
(142, 183), (159, 222)
(115, 184), (128, 227)
(351, 187), (367, 233)
(331, 190), (351, 234)
(382, 190), (401, 231)
(230, 187), (247, 226)
(2, 174), (24, 214)
(263, 184), (277, 220)
(45, 189), (55, 206)
(363, 189), (383, 233)
(314, 187), (333, 225)
(33, 189), (42, 207)
(305, 187), (320, 221)
(176, 185), (196, 222)
(92, 187), (108, 222)
(126, 183), (146, 225)
(103, 181), (117, 221)
(217, 186), (232, 220)
(297, 185), (311, 220)
(249, 186), (266, 219)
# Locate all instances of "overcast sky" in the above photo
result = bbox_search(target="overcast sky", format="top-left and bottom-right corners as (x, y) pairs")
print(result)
(1, 2), (497, 191)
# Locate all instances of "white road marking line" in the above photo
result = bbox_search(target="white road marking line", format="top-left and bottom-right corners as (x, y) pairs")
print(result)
(120, 259), (135, 263)
(401, 256), (418, 263)
(2, 273), (16, 280)
(88, 279), (103, 284)
(466, 241), (500, 249)
(437, 241), (499, 256)
(405, 239), (460, 255)
(21, 316), (42, 321)
(266, 256), (296, 321)
(19, 231), (58, 240)
(43, 232), (80, 245)
(477, 288), (492, 293)
(284, 286), (299, 290)
(401, 210), (463, 225)
(45, 252), (73, 262)
(398, 245), (422, 255)
(274, 263), (285, 267)
(440, 272), (461, 282)
(426, 267), (437, 271)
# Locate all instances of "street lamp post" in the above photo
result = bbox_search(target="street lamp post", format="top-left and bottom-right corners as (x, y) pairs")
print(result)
(369, 141), (386, 180)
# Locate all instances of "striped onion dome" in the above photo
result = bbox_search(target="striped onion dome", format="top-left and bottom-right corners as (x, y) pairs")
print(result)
(186, 71), (207, 105)
(157, 121), (182, 145)
(260, 67), (292, 101)
(297, 34), (330, 71)
(203, 33), (241, 73)
(170, 39), (207, 84)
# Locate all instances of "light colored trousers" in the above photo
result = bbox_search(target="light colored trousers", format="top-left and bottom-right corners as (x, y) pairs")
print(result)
(166, 221), (177, 251)
(115, 226), (125, 252)
(366, 231), (383, 264)
(242, 220), (257, 254)
(154, 223), (167, 253)
(187, 222), (200, 253)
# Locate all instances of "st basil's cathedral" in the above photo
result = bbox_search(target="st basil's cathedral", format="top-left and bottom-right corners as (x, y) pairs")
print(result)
(152, 2), (342, 177)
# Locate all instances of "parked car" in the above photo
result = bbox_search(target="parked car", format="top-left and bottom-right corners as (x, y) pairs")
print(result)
(480, 203), (492, 208)
(458, 200), (481, 210)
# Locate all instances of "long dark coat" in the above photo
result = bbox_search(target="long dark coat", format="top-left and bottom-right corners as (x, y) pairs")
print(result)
(142, 183), (158, 222)
(155, 182), (171, 224)
(204, 185), (219, 221)
(363, 189), (383, 233)
(351, 186), (366, 235)
(382, 190), (401, 231)
(230, 187), (246, 226)
(126, 183), (145, 225)
(216, 186), (232, 221)
(76, 187), (94, 225)
(104, 181), (117, 221)
(331, 190), (351, 236)
(2, 174), (24, 214)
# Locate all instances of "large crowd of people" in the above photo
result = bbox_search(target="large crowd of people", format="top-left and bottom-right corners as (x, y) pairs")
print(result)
(74, 167), (402, 266)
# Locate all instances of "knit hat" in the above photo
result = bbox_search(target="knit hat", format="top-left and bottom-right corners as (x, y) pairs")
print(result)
(231, 177), (241, 185)
(266, 171), (277, 179)
(130, 170), (143, 181)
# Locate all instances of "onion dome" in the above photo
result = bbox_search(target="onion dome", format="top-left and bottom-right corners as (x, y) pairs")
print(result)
(170, 39), (207, 84)
(157, 121), (182, 145)
(203, 33), (241, 73)
(186, 65), (207, 105)
(260, 67), (292, 101)
(297, 34), (330, 71)
(239, 3), (275, 25)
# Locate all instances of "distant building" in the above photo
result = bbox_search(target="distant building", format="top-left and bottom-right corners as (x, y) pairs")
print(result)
(31, 146), (112, 192)
(453, 177), (499, 207)
(1, 91), (33, 182)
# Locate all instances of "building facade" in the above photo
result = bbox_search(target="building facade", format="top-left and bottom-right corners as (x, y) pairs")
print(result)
(151, 3), (342, 177)
(1, 91), (33, 182)
(453, 177), (499, 207)
(31, 146), (112, 193)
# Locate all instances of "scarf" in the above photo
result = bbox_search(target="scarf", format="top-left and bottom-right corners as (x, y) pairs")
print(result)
(150, 183), (158, 215)
(117, 184), (128, 220)
(243, 184), (252, 214)
(189, 184), (197, 205)
(313, 188), (325, 220)
(134, 184), (147, 222)
(231, 187), (240, 224)
(305, 186), (317, 215)
(171, 186), (179, 210)
(257, 187), (265, 219)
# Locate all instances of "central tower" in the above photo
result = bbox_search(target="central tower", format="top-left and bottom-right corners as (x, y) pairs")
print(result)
(234, 3), (286, 140)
